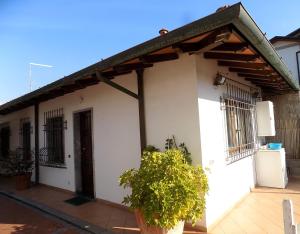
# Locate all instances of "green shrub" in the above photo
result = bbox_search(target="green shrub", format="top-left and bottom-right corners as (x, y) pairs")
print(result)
(119, 148), (208, 229)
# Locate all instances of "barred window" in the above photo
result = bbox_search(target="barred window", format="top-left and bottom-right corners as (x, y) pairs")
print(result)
(40, 108), (65, 166)
(222, 83), (258, 164)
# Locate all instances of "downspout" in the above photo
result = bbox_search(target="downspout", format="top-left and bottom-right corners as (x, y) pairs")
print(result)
(296, 50), (300, 85)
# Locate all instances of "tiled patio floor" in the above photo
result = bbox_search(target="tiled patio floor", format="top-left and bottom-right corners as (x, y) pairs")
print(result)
(210, 177), (300, 234)
(1, 177), (300, 234)
(0, 177), (203, 234)
(0, 195), (82, 234)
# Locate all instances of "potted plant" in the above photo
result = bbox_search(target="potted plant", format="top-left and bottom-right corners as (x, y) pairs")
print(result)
(119, 139), (208, 234)
(5, 153), (34, 190)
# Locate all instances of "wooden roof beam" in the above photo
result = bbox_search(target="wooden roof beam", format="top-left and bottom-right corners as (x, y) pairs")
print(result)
(237, 73), (280, 79)
(249, 80), (282, 87)
(229, 67), (275, 75)
(174, 27), (232, 53)
(218, 60), (267, 69)
(245, 77), (284, 83)
(249, 79), (288, 87)
(113, 63), (153, 73)
(101, 70), (132, 79)
(212, 42), (248, 52)
(140, 53), (178, 63)
(204, 52), (259, 61)
(96, 71), (138, 99)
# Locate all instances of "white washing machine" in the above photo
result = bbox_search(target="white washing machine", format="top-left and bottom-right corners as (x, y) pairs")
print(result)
(255, 148), (288, 188)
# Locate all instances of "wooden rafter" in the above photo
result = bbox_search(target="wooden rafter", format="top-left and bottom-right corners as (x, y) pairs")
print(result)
(174, 27), (231, 52)
(113, 63), (153, 73)
(140, 53), (178, 63)
(229, 67), (275, 75)
(212, 42), (248, 52)
(204, 52), (259, 61)
(101, 70), (132, 78)
(237, 73), (280, 79)
(218, 60), (267, 69)
(249, 78), (288, 87)
(249, 80), (281, 87)
(244, 77), (283, 83)
(75, 77), (99, 86)
(95, 71), (138, 99)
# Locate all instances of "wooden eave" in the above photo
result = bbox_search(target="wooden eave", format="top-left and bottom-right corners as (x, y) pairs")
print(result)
(0, 2), (298, 115)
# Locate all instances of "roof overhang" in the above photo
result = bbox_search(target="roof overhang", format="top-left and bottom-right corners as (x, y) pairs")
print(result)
(0, 2), (298, 115)
(270, 36), (300, 44)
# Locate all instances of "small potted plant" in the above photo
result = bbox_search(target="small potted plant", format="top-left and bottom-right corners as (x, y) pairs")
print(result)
(119, 139), (208, 234)
(5, 153), (34, 190)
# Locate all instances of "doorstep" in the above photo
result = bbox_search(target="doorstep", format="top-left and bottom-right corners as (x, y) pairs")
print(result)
(0, 190), (114, 234)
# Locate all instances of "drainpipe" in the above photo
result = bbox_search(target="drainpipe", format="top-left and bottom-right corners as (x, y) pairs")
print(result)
(296, 50), (300, 85)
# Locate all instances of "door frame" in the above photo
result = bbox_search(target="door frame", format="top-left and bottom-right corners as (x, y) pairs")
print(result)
(73, 108), (95, 198)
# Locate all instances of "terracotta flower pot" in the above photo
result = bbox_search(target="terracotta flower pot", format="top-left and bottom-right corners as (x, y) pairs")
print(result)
(134, 209), (184, 234)
(15, 172), (32, 190)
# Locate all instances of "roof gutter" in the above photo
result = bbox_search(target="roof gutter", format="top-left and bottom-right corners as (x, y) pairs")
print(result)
(232, 5), (299, 90)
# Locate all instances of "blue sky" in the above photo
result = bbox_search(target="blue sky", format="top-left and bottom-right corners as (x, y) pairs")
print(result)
(0, 0), (299, 103)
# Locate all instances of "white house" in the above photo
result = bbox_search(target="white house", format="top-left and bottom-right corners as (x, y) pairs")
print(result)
(268, 29), (300, 174)
(0, 3), (298, 231)
(271, 29), (300, 84)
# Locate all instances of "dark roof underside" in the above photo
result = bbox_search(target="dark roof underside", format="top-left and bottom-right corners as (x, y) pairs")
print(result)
(0, 2), (298, 115)
(270, 27), (300, 43)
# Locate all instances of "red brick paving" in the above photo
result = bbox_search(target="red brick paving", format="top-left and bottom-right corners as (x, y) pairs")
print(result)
(0, 196), (80, 234)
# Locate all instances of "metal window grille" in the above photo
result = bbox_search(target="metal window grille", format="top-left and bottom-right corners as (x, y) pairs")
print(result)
(40, 108), (65, 166)
(221, 83), (258, 164)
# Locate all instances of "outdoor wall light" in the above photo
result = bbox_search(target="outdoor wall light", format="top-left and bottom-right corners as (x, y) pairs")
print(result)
(214, 73), (227, 86)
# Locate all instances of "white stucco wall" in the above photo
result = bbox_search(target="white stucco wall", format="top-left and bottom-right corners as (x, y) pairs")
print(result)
(36, 54), (203, 203)
(195, 55), (257, 228)
(144, 54), (202, 164)
(37, 73), (141, 203)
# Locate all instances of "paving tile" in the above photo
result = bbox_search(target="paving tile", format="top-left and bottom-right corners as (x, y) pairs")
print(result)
(4, 176), (300, 234)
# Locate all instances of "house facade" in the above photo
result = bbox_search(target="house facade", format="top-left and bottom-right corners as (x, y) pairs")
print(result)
(268, 29), (300, 172)
(0, 3), (298, 231)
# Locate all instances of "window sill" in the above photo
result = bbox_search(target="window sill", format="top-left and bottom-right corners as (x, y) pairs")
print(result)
(40, 163), (67, 169)
(226, 150), (256, 165)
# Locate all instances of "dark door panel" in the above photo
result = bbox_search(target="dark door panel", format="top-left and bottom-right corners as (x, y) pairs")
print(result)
(22, 122), (31, 160)
(79, 111), (94, 198)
